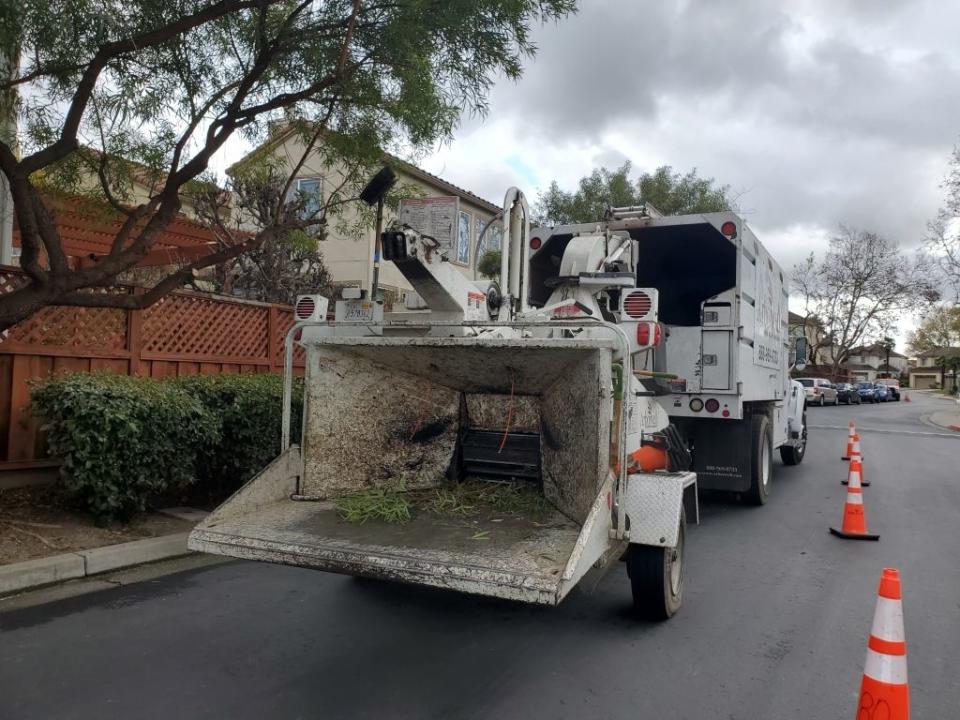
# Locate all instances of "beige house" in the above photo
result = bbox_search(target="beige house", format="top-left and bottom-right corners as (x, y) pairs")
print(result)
(228, 126), (501, 306)
(909, 347), (960, 390)
(787, 311), (832, 367)
(844, 343), (909, 382)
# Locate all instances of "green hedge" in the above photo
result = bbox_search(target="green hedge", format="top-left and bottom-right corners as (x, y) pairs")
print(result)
(174, 373), (303, 501)
(32, 372), (303, 524)
(32, 374), (220, 523)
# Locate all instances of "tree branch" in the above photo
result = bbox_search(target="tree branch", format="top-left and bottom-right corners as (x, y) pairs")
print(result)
(19, 0), (273, 175)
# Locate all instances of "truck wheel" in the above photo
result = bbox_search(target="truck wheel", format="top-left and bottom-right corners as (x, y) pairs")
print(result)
(743, 414), (772, 505)
(779, 410), (807, 466)
(627, 508), (685, 621)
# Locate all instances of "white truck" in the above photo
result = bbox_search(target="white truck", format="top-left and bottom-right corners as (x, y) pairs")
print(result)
(529, 206), (808, 504)
(189, 189), (807, 620)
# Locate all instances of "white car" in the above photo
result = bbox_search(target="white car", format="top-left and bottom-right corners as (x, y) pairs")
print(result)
(797, 378), (838, 406)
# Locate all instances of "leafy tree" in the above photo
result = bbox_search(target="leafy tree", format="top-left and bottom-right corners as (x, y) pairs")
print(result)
(0, 0), (575, 331)
(536, 162), (733, 225)
(216, 181), (336, 306)
(477, 249), (502, 280)
(908, 304), (960, 354)
(925, 145), (960, 301)
(638, 165), (733, 216)
(793, 226), (939, 376)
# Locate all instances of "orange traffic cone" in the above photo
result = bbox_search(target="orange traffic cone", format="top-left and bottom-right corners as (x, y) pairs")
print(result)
(850, 433), (864, 461)
(842, 457), (871, 487)
(830, 463), (879, 540)
(855, 568), (909, 719)
(842, 423), (857, 460)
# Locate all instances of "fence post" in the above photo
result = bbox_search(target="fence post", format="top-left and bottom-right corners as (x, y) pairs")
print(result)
(268, 305), (279, 371)
(128, 290), (143, 376)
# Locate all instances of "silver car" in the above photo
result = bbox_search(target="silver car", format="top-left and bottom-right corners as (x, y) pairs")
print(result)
(797, 377), (838, 406)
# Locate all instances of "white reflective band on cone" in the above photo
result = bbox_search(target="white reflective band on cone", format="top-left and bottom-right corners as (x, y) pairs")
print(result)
(864, 648), (908, 684)
(846, 493), (863, 505)
(849, 470), (862, 487)
(872, 598), (906, 642)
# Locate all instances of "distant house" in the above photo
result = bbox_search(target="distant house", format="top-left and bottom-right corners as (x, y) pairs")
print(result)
(227, 125), (501, 307)
(843, 343), (909, 383)
(908, 347), (960, 391)
(787, 311), (830, 367)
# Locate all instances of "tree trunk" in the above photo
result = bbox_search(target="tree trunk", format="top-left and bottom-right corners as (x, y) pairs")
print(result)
(0, 284), (56, 332)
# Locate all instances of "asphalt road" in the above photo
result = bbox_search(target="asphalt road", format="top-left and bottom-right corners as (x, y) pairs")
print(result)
(2, 393), (959, 720)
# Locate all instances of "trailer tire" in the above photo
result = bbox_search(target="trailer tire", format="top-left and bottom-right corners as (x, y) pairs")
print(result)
(627, 508), (685, 621)
(743, 414), (772, 505)
(779, 410), (807, 466)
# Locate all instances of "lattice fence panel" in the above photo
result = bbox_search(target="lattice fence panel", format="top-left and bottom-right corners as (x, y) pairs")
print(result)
(0, 267), (28, 295)
(2, 281), (130, 349)
(274, 310), (306, 366)
(141, 293), (270, 359)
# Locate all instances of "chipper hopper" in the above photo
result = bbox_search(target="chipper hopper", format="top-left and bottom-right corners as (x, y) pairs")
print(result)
(191, 334), (632, 605)
(190, 187), (695, 618)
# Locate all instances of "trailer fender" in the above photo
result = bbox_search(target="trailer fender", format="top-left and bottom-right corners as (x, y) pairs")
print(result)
(619, 471), (697, 547)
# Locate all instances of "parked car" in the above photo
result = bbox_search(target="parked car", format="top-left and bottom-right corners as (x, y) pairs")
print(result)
(857, 382), (878, 403)
(835, 383), (862, 405)
(875, 378), (901, 401)
(874, 384), (891, 402)
(797, 378), (839, 406)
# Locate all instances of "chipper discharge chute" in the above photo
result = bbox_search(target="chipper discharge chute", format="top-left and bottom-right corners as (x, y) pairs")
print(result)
(189, 188), (695, 618)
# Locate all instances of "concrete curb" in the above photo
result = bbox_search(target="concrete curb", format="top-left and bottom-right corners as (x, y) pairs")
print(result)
(0, 532), (192, 597)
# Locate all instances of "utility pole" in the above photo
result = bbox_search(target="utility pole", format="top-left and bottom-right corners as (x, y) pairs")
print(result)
(882, 336), (894, 378)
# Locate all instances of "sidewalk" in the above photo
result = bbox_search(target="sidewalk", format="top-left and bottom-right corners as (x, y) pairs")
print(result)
(920, 391), (960, 431)
(0, 507), (206, 597)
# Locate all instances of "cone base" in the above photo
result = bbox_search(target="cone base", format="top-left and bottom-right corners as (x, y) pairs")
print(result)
(829, 527), (879, 541)
(842, 479), (871, 486)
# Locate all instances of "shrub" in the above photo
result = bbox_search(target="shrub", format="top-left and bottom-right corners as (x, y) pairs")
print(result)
(32, 373), (220, 524)
(175, 373), (303, 500)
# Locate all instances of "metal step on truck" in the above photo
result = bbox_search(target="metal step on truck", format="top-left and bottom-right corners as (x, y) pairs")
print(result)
(189, 187), (808, 620)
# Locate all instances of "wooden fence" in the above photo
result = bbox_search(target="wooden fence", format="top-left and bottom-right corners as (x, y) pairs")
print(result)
(0, 265), (304, 477)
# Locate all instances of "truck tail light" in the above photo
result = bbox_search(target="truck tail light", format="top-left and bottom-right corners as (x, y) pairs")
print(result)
(721, 221), (737, 238)
(530, 236), (542, 250)
(637, 321), (662, 346)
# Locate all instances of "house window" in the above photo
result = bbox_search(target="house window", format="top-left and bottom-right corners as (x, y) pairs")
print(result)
(296, 177), (323, 220)
(456, 210), (471, 265)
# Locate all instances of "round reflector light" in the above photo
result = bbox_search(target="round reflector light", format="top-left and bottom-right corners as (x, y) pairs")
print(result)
(530, 236), (542, 250)
(720, 221), (737, 238)
(689, 398), (704, 412)
(705, 398), (720, 413)
(295, 296), (316, 320)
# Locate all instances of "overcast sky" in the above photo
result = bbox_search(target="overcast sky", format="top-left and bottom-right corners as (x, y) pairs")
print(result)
(412, 0), (958, 343)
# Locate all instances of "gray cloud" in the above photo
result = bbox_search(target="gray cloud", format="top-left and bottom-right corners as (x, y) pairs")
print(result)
(428, 0), (959, 261)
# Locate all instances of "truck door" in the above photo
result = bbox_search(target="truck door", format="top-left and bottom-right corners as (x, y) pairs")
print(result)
(701, 331), (731, 390)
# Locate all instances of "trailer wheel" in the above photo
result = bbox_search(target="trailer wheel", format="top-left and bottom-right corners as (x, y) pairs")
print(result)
(627, 508), (685, 621)
(779, 409), (807, 466)
(743, 414), (772, 505)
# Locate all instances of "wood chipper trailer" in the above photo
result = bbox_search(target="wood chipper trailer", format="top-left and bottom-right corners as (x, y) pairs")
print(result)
(189, 189), (801, 619)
